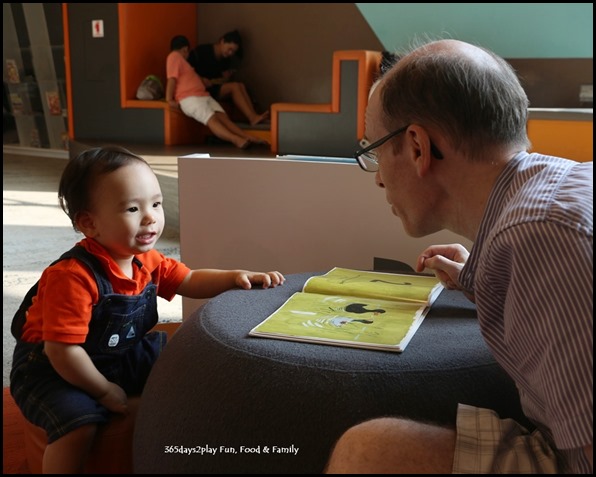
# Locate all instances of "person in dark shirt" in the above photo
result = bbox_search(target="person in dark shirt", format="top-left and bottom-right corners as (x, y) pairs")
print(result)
(188, 30), (269, 126)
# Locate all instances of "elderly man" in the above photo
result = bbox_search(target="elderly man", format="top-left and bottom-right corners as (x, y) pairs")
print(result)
(326, 39), (593, 474)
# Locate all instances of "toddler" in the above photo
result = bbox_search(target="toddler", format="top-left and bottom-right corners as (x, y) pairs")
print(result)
(10, 145), (284, 473)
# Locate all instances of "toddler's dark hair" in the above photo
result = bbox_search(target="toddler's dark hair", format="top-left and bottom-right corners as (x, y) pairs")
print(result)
(58, 145), (148, 231)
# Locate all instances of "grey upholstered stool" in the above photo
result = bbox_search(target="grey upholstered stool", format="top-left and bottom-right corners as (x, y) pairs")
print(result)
(134, 272), (527, 474)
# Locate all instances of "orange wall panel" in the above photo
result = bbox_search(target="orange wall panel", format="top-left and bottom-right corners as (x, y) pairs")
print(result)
(527, 119), (593, 162)
(118, 3), (196, 106)
(62, 4), (74, 139)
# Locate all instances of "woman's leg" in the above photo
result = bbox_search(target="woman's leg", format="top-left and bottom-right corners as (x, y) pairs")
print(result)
(206, 113), (251, 148)
(219, 82), (269, 126)
(216, 112), (269, 145)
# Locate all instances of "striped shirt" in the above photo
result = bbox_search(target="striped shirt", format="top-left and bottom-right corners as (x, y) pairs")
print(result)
(459, 152), (593, 474)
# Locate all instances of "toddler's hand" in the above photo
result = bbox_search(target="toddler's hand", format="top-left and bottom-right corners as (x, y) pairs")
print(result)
(97, 382), (128, 415)
(236, 271), (286, 289)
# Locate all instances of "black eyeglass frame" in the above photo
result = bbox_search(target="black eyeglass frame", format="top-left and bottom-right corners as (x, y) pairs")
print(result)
(354, 125), (444, 172)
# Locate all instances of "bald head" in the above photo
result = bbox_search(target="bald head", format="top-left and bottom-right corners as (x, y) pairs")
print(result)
(378, 39), (530, 161)
(412, 38), (493, 57)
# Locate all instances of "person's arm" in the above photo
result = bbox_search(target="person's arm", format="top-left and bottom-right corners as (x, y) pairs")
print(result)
(200, 76), (214, 88)
(165, 77), (178, 108)
(44, 341), (128, 414)
(221, 69), (236, 82)
(491, 221), (592, 471)
(176, 268), (285, 300)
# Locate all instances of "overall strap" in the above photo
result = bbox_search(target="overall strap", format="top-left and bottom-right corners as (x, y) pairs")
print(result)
(10, 245), (114, 339)
(60, 245), (113, 296)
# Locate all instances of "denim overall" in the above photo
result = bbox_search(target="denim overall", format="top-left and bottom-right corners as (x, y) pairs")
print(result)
(10, 245), (167, 443)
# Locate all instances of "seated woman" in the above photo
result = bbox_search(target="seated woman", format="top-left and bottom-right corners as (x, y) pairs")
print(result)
(188, 30), (269, 126)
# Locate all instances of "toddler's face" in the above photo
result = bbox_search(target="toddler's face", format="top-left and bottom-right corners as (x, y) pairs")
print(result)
(85, 162), (165, 260)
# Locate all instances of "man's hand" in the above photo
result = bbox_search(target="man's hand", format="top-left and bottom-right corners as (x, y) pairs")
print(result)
(416, 243), (470, 292)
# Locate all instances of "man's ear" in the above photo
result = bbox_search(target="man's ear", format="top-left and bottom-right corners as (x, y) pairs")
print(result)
(75, 211), (97, 238)
(407, 125), (433, 177)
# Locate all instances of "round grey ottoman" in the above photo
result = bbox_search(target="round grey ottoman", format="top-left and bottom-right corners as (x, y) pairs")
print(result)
(134, 272), (527, 474)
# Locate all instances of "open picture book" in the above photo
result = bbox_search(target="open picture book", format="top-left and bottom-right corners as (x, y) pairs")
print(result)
(249, 267), (443, 352)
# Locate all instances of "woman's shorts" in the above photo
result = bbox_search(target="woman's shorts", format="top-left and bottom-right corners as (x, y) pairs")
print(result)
(452, 404), (559, 473)
(179, 96), (225, 125)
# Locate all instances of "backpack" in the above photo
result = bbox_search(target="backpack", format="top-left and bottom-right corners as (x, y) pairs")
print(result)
(136, 74), (164, 100)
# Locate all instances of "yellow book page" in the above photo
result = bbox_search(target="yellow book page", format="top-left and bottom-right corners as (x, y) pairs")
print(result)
(250, 291), (426, 350)
(303, 267), (441, 304)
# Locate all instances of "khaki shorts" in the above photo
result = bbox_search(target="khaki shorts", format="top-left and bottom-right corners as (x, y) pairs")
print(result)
(452, 404), (559, 474)
(179, 96), (224, 125)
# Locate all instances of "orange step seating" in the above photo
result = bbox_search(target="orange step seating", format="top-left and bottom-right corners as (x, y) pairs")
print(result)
(271, 50), (382, 157)
(114, 4), (387, 155)
(116, 5), (379, 152)
(122, 98), (271, 147)
(117, 3), (269, 146)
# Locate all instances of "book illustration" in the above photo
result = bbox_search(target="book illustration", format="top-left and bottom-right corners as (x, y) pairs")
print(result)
(250, 268), (442, 353)
(45, 91), (62, 115)
(6, 59), (20, 83)
(252, 292), (425, 347)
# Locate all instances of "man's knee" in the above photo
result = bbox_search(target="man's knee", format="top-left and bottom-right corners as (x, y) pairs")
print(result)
(326, 418), (407, 473)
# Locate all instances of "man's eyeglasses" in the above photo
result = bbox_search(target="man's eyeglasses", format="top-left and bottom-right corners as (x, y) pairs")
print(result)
(354, 125), (444, 172)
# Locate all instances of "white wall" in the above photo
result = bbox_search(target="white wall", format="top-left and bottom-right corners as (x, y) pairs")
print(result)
(178, 156), (472, 319)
